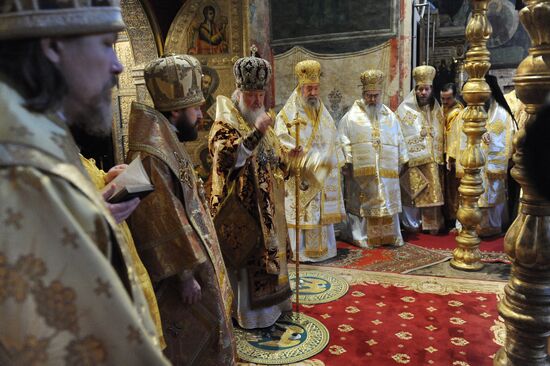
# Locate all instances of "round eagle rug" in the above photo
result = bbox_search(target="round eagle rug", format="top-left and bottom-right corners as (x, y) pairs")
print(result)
(235, 312), (329, 365)
(289, 269), (349, 304)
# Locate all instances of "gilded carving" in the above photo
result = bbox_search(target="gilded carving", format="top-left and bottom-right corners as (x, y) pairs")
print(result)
(451, 0), (493, 272)
(494, 1), (550, 365)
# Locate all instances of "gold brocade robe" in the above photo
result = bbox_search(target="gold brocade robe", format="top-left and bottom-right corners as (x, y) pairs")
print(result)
(450, 101), (516, 208)
(126, 101), (235, 366)
(79, 155), (165, 350)
(0, 79), (168, 365)
(275, 89), (346, 228)
(396, 90), (445, 208)
(338, 100), (409, 218)
(443, 101), (464, 157)
(443, 101), (464, 221)
(208, 95), (292, 309)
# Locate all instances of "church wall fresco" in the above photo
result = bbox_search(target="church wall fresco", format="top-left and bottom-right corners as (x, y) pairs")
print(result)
(273, 0), (413, 117)
(270, 0), (398, 54)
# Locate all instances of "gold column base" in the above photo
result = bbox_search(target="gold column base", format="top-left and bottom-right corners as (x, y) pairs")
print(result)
(494, 261), (550, 366)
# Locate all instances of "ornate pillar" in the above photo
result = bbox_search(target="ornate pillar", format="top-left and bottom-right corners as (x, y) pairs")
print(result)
(451, 0), (492, 271)
(494, 1), (550, 365)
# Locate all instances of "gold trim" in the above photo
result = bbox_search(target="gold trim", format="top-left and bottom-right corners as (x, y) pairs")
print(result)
(408, 155), (434, 168)
(354, 167), (399, 178)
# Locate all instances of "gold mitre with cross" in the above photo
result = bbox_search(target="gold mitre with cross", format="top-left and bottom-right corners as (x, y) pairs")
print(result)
(295, 60), (321, 86)
(144, 54), (205, 112)
(233, 45), (272, 91)
(413, 65), (436, 86)
(360, 69), (385, 91)
(0, 0), (124, 40)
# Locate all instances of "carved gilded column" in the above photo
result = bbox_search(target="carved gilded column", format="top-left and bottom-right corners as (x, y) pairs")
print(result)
(451, 0), (492, 271)
(494, 1), (550, 365)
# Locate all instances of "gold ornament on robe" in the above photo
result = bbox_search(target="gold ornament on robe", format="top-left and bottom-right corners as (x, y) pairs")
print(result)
(360, 69), (385, 91)
(413, 65), (436, 86)
(295, 60), (321, 86)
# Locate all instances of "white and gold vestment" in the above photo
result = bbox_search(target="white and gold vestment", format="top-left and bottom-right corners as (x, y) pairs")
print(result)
(275, 85), (345, 262)
(339, 99), (409, 247)
(396, 87), (445, 232)
(449, 100), (516, 236)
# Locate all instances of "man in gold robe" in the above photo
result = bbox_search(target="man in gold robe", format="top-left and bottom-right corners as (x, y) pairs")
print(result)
(126, 54), (235, 365)
(208, 47), (293, 329)
(449, 95), (516, 237)
(338, 70), (409, 247)
(396, 65), (445, 234)
(440, 83), (465, 227)
(0, 2), (169, 364)
(275, 60), (346, 262)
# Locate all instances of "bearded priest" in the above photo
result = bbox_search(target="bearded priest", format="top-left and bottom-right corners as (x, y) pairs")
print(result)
(208, 46), (293, 330)
(338, 69), (409, 248)
(275, 60), (345, 262)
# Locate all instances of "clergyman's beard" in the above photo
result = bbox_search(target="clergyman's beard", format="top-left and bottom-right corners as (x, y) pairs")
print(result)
(366, 103), (380, 121)
(239, 98), (265, 125)
(174, 112), (198, 142)
(66, 77), (116, 137)
(417, 94), (432, 107)
(304, 95), (320, 110)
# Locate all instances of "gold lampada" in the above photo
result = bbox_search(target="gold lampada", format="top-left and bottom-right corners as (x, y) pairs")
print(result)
(451, 0), (493, 271)
(494, 1), (550, 364)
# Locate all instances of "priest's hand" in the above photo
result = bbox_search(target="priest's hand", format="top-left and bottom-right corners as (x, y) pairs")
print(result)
(101, 185), (140, 224)
(482, 133), (491, 144)
(179, 276), (202, 305)
(104, 164), (129, 184)
(254, 112), (273, 134)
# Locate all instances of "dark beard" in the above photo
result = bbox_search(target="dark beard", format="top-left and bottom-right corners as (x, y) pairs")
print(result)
(175, 112), (198, 142)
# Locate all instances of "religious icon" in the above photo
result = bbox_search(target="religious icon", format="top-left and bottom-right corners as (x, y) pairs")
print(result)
(188, 5), (229, 55)
(200, 65), (220, 124)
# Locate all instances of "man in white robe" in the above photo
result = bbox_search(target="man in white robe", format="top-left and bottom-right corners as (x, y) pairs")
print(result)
(339, 69), (409, 247)
(449, 97), (516, 236)
(275, 60), (345, 262)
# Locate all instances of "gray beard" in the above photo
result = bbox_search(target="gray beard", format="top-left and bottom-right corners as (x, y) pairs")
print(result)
(366, 103), (381, 121)
(302, 95), (320, 110)
(238, 98), (265, 125)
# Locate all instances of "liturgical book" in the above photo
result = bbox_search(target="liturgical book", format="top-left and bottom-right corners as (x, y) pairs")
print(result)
(103, 158), (154, 204)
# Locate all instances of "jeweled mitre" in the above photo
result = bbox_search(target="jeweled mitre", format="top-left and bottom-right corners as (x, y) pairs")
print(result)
(360, 70), (385, 91)
(144, 54), (205, 112)
(413, 65), (436, 86)
(295, 60), (321, 86)
(233, 45), (272, 91)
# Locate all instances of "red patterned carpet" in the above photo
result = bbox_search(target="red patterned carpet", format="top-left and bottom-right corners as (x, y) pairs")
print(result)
(405, 233), (509, 264)
(313, 242), (451, 273)
(297, 267), (505, 366)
